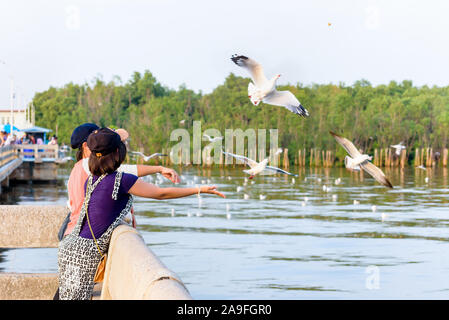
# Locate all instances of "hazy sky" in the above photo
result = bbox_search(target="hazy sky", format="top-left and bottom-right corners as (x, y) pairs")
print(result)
(1, 0), (449, 107)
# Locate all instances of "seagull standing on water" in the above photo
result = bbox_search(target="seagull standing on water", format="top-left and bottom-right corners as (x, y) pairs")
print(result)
(230, 54), (310, 117)
(222, 149), (298, 179)
(130, 151), (168, 162)
(330, 131), (393, 189)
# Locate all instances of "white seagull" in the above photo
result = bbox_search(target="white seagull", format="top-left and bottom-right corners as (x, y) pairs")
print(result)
(203, 134), (224, 143)
(330, 131), (393, 189)
(390, 142), (406, 156)
(130, 151), (168, 162)
(230, 54), (310, 117)
(222, 149), (298, 179)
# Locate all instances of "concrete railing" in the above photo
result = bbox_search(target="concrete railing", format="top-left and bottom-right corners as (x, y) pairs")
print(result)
(101, 224), (192, 300)
(0, 205), (192, 300)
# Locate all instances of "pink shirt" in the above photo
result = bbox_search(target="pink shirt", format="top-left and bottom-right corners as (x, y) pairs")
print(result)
(64, 158), (138, 236)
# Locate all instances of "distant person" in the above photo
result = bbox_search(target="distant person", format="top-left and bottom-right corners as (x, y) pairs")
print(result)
(0, 131), (6, 147)
(29, 135), (36, 144)
(57, 127), (224, 300)
(3, 133), (13, 146)
(49, 135), (58, 145)
(36, 137), (44, 145)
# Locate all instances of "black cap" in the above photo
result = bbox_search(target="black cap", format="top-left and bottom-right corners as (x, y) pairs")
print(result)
(71, 123), (99, 149)
(87, 127), (121, 157)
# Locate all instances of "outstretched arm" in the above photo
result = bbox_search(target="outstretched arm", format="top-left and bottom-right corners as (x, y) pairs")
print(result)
(128, 179), (225, 200)
(136, 165), (180, 183)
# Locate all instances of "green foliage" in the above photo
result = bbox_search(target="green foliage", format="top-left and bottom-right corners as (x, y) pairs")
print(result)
(33, 71), (449, 165)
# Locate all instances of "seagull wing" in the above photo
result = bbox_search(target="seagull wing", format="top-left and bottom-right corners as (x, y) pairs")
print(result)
(230, 55), (268, 87)
(148, 153), (168, 159)
(360, 161), (393, 189)
(330, 131), (362, 159)
(263, 165), (298, 176)
(222, 151), (258, 168)
(263, 90), (309, 117)
(130, 151), (146, 157)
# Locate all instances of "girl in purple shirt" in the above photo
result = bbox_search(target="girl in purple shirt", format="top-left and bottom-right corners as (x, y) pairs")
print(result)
(58, 128), (225, 300)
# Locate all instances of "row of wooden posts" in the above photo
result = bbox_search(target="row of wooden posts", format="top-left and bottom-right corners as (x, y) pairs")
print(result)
(133, 147), (449, 169)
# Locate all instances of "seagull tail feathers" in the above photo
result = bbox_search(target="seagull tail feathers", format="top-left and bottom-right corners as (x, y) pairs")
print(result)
(296, 104), (310, 117)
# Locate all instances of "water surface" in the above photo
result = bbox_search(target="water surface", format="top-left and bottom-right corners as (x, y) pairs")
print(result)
(1, 165), (449, 299)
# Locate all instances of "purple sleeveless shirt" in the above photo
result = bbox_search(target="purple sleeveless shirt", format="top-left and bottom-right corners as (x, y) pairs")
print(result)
(79, 172), (138, 239)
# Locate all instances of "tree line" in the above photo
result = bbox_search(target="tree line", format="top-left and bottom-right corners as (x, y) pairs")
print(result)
(32, 70), (449, 165)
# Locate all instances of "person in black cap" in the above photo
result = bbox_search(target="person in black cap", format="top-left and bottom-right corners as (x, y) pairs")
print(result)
(64, 123), (180, 239)
(71, 123), (99, 161)
(57, 128), (224, 300)
(54, 124), (181, 300)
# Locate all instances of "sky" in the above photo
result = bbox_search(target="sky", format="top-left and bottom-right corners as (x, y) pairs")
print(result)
(1, 0), (449, 108)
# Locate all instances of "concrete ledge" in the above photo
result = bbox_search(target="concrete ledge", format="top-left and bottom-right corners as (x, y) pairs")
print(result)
(0, 206), (192, 300)
(0, 205), (68, 248)
(0, 273), (58, 300)
(101, 225), (192, 300)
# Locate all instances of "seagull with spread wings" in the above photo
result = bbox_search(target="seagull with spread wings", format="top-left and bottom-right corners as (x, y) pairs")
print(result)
(390, 142), (406, 156)
(330, 131), (393, 189)
(130, 151), (168, 162)
(230, 54), (309, 117)
(203, 134), (224, 143)
(222, 149), (297, 179)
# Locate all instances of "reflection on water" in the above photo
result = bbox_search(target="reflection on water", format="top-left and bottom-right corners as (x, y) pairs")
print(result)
(1, 165), (449, 299)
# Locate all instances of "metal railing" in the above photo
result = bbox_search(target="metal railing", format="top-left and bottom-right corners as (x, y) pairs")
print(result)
(0, 145), (17, 167)
(14, 144), (59, 162)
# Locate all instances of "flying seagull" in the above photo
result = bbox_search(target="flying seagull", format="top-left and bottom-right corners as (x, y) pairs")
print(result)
(130, 151), (168, 162)
(230, 54), (309, 117)
(390, 142), (406, 156)
(330, 131), (393, 189)
(222, 149), (297, 179)
(203, 134), (224, 143)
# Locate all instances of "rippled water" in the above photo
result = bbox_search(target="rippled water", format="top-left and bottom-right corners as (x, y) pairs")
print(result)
(1, 165), (449, 299)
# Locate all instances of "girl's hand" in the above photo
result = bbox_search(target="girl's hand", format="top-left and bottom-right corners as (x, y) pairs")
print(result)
(160, 167), (181, 184)
(200, 186), (226, 198)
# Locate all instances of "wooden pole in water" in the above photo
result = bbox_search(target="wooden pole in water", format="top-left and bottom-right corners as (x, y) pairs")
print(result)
(321, 150), (326, 167)
(414, 148), (420, 167)
(420, 148), (424, 167)
(380, 149), (384, 167)
(283, 148), (289, 169)
(309, 148), (313, 167)
(298, 149), (302, 167)
(400, 149), (406, 169)
(385, 148), (389, 167)
(430, 148), (435, 167)
(315, 149), (320, 167)
(443, 148), (448, 167)
(302, 149), (306, 167)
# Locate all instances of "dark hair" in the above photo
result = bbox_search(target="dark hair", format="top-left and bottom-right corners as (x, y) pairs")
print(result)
(76, 147), (84, 162)
(88, 141), (127, 176)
